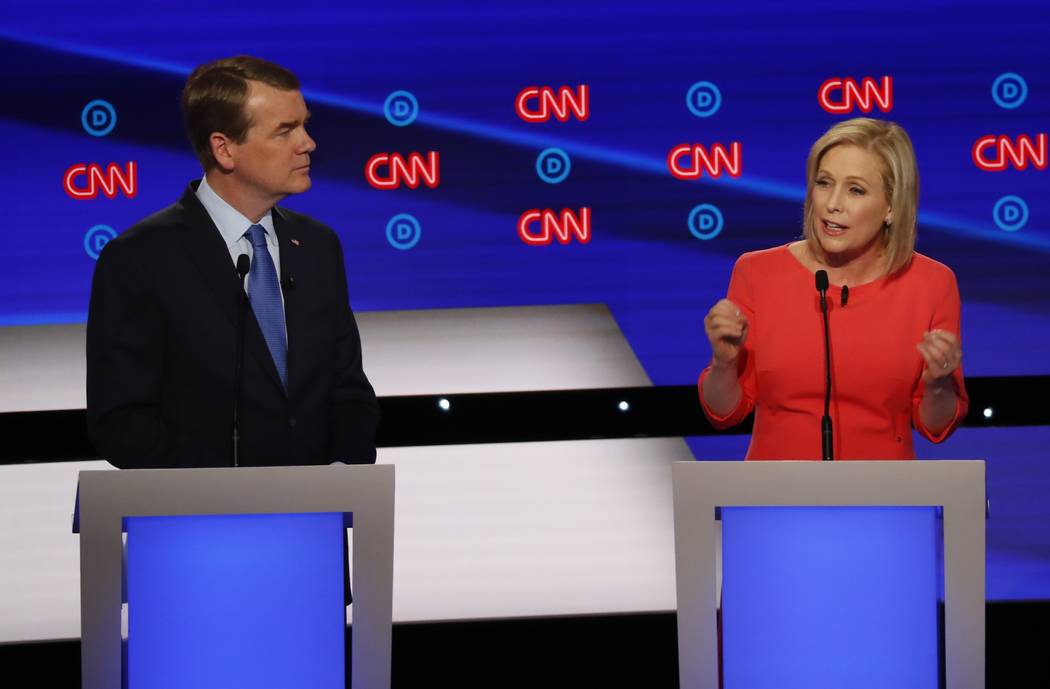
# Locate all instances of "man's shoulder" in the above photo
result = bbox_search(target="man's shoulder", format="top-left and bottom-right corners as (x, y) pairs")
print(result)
(114, 181), (204, 243)
(101, 202), (187, 262)
(126, 203), (183, 235)
(274, 205), (338, 242)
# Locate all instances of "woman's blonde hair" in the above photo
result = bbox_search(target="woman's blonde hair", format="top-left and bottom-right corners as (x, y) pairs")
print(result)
(804, 117), (919, 276)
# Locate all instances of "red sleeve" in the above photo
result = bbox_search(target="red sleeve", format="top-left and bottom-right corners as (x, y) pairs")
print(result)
(911, 267), (969, 442)
(698, 254), (757, 429)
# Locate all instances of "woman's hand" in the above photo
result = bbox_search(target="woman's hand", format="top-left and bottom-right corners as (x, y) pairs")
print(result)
(704, 299), (748, 368)
(917, 329), (962, 385)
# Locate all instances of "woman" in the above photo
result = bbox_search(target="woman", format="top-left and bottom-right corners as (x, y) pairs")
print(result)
(699, 118), (968, 460)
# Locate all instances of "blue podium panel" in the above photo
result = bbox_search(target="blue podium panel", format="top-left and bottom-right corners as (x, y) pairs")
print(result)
(722, 507), (939, 689)
(125, 513), (346, 689)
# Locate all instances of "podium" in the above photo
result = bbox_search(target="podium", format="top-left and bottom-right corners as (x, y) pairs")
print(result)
(671, 461), (985, 689)
(76, 464), (395, 689)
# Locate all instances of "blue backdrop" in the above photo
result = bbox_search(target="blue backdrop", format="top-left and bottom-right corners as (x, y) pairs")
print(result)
(1, 0), (1047, 600)
(2, 1), (1047, 381)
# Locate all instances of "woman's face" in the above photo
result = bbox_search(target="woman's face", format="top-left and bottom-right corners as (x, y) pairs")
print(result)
(809, 144), (893, 264)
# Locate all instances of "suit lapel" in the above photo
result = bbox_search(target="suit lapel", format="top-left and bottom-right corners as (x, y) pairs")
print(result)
(174, 182), (286, 396)
(273, 207), (301, 398)
(174, 184), (240, 325)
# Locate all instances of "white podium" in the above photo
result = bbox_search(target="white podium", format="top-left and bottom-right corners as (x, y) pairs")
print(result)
(672, 460), (985, 689)
(76, 464), (394, 689)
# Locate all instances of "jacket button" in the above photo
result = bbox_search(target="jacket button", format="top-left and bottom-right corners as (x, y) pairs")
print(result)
(289, 417), (297, 428)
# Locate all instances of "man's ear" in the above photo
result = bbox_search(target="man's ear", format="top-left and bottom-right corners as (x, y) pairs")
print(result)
(210, 132), (236, 172)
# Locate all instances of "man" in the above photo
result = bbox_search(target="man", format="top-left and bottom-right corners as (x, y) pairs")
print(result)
(87, 56), (379, 469)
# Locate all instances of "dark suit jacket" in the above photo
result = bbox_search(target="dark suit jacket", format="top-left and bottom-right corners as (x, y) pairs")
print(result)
(87, 182), (379, 469)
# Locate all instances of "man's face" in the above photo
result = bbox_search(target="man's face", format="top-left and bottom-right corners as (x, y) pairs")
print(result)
(227, 80), (316, 202)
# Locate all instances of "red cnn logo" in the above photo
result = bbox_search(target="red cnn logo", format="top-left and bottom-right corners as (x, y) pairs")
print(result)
(63, 162), (137, 199)
(818, 77), (893, 114)
(515, 86), (590, 122)
(365, 152), (440, 189)
(518, 208), (592, 245)
(972, 134), (1047, 171)
(668, 143), (742, 179)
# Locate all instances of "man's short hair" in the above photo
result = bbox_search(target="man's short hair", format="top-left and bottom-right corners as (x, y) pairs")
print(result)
(181, 56), (301, 171)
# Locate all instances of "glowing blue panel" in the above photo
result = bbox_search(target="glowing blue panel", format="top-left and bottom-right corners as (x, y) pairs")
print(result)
(125, 513), (345, 689)
(722, 507), (939, 689)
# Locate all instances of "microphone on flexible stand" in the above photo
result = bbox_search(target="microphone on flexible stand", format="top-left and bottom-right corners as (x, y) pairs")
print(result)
(233, 254), (251, 468)
(815, 270), (834, 461)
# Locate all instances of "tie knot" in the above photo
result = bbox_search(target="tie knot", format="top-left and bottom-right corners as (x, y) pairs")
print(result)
(246, 224), (268, 249)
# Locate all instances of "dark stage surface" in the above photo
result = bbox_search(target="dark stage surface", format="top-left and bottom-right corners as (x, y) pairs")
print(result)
(2, 604), (1047, 688)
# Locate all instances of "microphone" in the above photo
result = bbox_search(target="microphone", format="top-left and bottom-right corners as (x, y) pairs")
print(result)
(236, 253), (251, 281)
(841, 284), (849, 307)
(281, 274), (296, 291)
(233, 254), (251, 468)
(815, 270), (834, 461)
(815, 269), (829, 301)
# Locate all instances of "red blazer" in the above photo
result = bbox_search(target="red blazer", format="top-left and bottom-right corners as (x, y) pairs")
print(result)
(699, 244), (968, 460)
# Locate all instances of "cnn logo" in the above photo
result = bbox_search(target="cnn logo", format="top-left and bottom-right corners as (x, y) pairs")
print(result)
(972, 134), (1047, 171)
(818, 77), (893, 114)
(63, 162), (137, 199)
(518, 208), (591, 245)
(668, 143), (742, 179)
(515, 86), (589, 123)
(365, 152), (440, 189)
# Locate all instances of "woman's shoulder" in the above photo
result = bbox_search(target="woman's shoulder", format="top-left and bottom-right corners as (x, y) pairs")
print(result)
(736, 243), (797, 269)
(900, 251), (959, 288)
(727, 244), (806, 297)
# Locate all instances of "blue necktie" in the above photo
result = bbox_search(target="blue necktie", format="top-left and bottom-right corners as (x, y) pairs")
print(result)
(245, 224), (287, 388)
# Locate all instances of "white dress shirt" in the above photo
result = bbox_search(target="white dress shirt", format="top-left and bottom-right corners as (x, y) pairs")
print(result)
(195, 176), (285, 312)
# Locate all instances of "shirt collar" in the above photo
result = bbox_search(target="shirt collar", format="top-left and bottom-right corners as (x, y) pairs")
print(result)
(195, 176), (275, 248)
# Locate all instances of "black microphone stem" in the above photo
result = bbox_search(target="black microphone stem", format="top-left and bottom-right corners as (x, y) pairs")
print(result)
(233, 254), (251, 468)
(815, 270), (834, 461)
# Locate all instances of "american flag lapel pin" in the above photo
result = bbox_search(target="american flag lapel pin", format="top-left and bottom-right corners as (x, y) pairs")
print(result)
(290, 238), (300, 246)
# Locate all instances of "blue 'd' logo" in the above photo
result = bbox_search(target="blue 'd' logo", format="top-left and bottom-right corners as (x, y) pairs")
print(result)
(688, 204), (724, 240)
(384, 91), (419, 127)
(536, 148), (571, 184)
(386, 213), (422, 250)
(686, 81), (722, 118)
(84, 224), (117, 259)
(81, 99), (117, 137)
(991, 73), (1027, 110)
(992, 196), (1028, 232)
